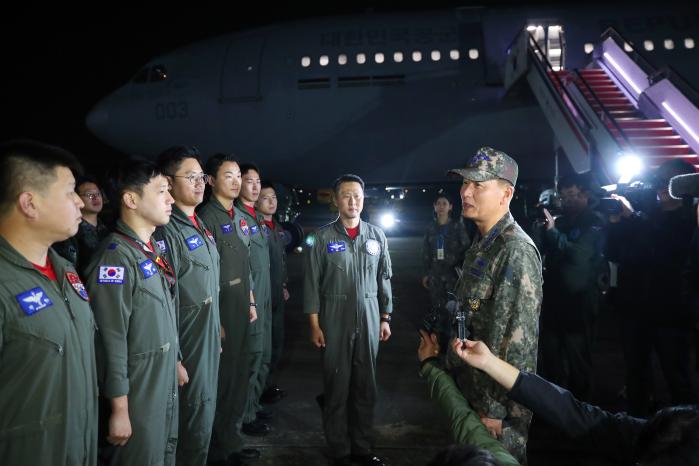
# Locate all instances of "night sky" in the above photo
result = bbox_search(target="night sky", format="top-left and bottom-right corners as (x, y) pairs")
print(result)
(1, 2), (641, 175)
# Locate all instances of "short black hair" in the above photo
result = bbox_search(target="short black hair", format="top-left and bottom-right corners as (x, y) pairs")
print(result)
(156, 146), (201, 176)
(75, 174), (100, 193)
(260, 181), (275, 191)
(559, 172), (594, 193)
(434, 193), (453, 204)
(0, 139), (83, 214)
(635, 405), (699, 465)
(205, 153), (239, 178)
(104, 159), (163, 213)
(332, 174), (365, 194)
(239, 162), (261, 177)
(427, 444), (501, 466)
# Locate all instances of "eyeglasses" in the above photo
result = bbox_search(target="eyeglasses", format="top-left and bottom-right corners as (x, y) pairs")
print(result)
(172, 174), (209, 185)
(80, 191), (102, 200)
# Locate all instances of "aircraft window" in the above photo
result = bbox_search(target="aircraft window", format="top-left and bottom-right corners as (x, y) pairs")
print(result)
(301, 56), (311, 67)
(133, 67), (149, 83)
(393, 51), (404, 63)
(431, 50), (441, 61)
(320, 55), (329, 66)
(664, 39), (674, 50)
(624, 42), (633, 52)
(375, 53), (385, 64)
(584, 43), (594, 54)
(449, 49), (460, 60)
(685, 38), (695, 49)
(644, 40), (654, 51)
(469, 48), (479, 60)
(412, 51), (422, 62)
(356, 53), (367, 64)
(151, 65), (168, 81)
(338, 54), (348, 65)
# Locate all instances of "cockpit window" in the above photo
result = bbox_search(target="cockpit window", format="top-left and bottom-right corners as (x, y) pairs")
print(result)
(133, 67), (149, 83)
(132, 65), (168, 84)
(151, 65), (168, 81)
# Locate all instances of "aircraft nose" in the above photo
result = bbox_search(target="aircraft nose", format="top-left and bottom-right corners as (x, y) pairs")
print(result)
(85, 101), (110, 136)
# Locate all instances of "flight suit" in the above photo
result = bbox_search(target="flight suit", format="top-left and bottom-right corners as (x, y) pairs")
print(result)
(198, 198), (252, 461)
(303, 220), (393, 458)
(0, 236), (98, 466)
(84, 221), (179, 466)
(264, 219), (288, 379)
(453, 212), (542, 463)
(235, 200), (272, 423)
(154, 205), (221, 466)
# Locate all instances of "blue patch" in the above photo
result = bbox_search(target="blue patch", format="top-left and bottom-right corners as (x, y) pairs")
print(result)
(470, 152), (492, 165)
(482, 228), (499, 248)
(186, 235), (204, 251)
(250, 225), (259, 235)
(327, 241), (347, 253)
(568, 228), (581, 240)
(98, 266), (125, 284)
(107, 243), (118, 250)
(156, 240), (168, 253)
(139, 259), (157, 279)
(16, 287), (53, 316)
(221, 224), (233, 234)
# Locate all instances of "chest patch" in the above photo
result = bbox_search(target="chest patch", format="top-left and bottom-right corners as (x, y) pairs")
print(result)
(239, 219), (250, 236)
(250, 225), (259, 235)
(221, 223), (233, 234)
(139, 259), (157, 279)
(156, 240), (168, 253)
(327, 241), (346, 253)
(365, 239), (380, 256)
(66, 272), (89, 301)
(16, 287), (54, 315)
(98, 265), (125, 284)
(205, 229), (215, 243)
(186, 234), (204, 251)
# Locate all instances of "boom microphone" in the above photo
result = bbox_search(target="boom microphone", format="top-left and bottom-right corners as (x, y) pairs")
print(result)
(669, 173), (699, 199)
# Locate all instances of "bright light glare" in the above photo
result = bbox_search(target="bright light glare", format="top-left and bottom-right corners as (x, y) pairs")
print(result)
(603, 52), (642, 95)
(380, 213), (396, 229)
(662, 101), (699, 146)
(616, 154), (643, 184)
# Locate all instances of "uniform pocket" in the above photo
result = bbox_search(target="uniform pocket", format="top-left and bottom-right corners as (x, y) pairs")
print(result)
(8, 328), (64, 356)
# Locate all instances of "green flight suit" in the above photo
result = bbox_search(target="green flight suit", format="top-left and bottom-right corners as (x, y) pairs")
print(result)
(453, 212), (543, 463)
(0, 236), (98, 466)
(303, 220), (393, 458)
(235, 200), (272, 423)
(84, 221), (179, 466)
(198, 198), (252, 461)
(264, 219), (288, 380)
(154, 205), (221, 466)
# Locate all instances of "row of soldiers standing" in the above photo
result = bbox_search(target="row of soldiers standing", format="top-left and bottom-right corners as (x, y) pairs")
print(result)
(0, 141), (288, 466)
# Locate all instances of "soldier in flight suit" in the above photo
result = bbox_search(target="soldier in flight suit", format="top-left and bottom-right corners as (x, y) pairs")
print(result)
(304, 174), (393, 466)
(85, 160), (179, 465)
(154, 147), (221, 466)
(0, 140), (98, 466)
(200, 154), (262, 465)
(236, 163), (273, 436)
(449, 148), (543, 463)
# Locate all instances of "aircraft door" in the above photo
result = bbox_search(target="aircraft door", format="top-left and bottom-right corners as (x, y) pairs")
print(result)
(527, 23), (566, 71)
(220, 34), (266, 102)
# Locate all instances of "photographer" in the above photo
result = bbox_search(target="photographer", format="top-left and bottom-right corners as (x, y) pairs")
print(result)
(537, 173), (606, 401)
(606, 160), (697, 417)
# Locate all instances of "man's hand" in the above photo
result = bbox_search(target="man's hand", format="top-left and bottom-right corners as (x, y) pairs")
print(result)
(379, 322), (391, 342)
(249, 306), (258, 323)
(542, 208), (555, 231)
(421, 276), (430, 289)
(611, 194), (634, 218)
(177, 361), (189, 387)
(108, 397), (132, 446)
(451, 339), (493, 370)
(418, 330), (439, 361)
(480, 417), (503, 438)
(283, 287), (290, 301)
(310, 326), (326, 348)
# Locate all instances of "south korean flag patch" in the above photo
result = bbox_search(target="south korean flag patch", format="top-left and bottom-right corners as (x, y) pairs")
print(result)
(365, 239), (381, 256)
(98, 266), (125, 284)
(239, 219), (250, 236)
(66, 272), (89, 301)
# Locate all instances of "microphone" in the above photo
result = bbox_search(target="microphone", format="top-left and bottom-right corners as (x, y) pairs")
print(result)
(669, 173), (699, 199)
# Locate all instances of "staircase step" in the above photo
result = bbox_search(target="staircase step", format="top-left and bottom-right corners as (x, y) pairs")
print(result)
(589, 97), (632, 106)
(644, 154), (699, 166)
(634, 145), (692, 156)
(591, 103), (636, 112)
(610, 127), (677, 137)
(627, 135), (684, 146)
(615, 119), (669, 129)
(606, 110), (640, 118)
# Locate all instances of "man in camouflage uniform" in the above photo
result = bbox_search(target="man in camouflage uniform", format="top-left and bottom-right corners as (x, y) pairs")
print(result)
(448, 147), (542, 463)
(421, 194), (471, 347)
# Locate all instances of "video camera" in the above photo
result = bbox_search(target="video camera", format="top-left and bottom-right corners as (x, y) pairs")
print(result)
(597, 180), (659, 216)
(419, 292), (470, 346)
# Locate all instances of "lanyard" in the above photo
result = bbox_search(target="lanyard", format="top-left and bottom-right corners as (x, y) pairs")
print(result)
(115, 231), (176, 288)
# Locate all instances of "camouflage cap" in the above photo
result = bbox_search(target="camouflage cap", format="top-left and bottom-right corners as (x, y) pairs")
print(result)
(448, 147), (518, 186)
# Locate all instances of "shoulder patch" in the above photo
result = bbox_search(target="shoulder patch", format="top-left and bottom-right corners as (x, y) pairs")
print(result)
(139, 260), (157, 279)
(327, 241), (346, 253)
(15, 287), (54, 315)
(98, 265), (125, 284)
(365, 239), (380, 256)
(239, 219), (250, 236)
(66, 272), (89, 301)
(185, 235), (204, 251)
(250, 225), (259, 235)
(107, 243), (118, 250)
(221, 223), (233, 234)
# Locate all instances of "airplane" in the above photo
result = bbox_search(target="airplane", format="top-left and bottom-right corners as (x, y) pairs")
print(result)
(85, 4), (699, 235)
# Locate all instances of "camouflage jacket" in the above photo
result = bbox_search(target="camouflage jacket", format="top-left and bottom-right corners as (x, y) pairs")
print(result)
(421, 219), (471, 281)
(454, 211), (542, 461)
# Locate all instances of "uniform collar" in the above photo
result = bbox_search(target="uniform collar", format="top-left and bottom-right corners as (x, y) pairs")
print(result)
(475, 212), (514, 251)
(235, 199), (261, 223)
(115, 220), (152, 247)
(207, 195), (234, 215)
(332, 218), (366, 240)
(0, 234), (73, 281)
(171, 204), (204, 229)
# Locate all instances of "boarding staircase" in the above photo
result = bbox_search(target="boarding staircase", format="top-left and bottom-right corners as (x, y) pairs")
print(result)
(505, 27), (699, 184)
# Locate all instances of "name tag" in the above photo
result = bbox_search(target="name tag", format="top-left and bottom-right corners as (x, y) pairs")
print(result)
(327, 241), (346, 253)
